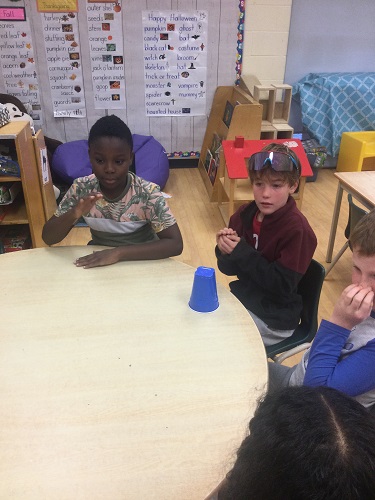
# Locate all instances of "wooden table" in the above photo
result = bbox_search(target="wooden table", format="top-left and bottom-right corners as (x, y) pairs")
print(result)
(326, 171), (375, 263)
(218, 138), (313, 224)
(0, 247), (267, 500)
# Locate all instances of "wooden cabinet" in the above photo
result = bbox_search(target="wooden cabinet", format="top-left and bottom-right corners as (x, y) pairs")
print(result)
(0, 121), (56, 248)
(199, 84), (296, 224)
(198, 86), (263, 201)
(32, 129), (57, 221)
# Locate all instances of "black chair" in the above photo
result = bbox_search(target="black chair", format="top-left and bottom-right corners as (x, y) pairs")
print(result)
(266, 259), (326, 362)
(325, 194), (367, 276)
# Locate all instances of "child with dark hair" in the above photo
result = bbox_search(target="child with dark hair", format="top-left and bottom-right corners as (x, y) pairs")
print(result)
(217, 386), (375, 500)
(269, 208), (375, 409)
(216, 143), (317, 346)
(42, 115), (183, 268)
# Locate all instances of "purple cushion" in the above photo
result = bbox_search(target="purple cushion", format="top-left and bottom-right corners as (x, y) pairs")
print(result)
(52, 135), (169, 189)
(52, 140), (91, 184)
(132, 134), (169, 189)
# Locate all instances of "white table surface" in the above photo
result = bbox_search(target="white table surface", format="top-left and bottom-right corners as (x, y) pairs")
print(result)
(0, 246), (268, 500)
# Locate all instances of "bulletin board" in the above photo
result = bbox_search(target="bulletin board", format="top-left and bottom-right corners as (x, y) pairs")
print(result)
(0, 0), (240, 155)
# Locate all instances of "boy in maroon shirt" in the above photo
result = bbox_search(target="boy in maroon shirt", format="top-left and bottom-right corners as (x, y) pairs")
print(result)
(216, 143), (317, 346)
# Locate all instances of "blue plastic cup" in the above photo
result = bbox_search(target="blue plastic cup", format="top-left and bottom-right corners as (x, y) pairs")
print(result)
(189, 266), (219, 313)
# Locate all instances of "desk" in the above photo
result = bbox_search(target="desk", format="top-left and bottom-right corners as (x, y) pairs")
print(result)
(0, 247), (267, 500)
(218, 138), (313, 224)
(326, 172), (375, 263)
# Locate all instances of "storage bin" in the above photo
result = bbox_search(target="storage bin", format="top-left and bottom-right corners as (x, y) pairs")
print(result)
(302, 139), (327, 182)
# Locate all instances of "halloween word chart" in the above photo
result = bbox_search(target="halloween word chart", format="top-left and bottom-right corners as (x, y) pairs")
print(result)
(86, 2), (125, 110)
(41, 11), (86, 118)
(142, 11), (208, 117)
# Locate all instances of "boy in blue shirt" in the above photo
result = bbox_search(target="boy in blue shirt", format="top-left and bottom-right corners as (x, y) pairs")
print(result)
(269, 208), (375, 409)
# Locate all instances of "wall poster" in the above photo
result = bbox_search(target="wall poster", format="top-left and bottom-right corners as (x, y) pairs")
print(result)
(86, 2), (125, 109)
(142, 10), (208, 117)
(41, 10), (86, 118)
(0, 14), (43, 130)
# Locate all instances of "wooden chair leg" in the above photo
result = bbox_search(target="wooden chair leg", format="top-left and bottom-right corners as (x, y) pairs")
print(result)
(325, 242), (349, 276)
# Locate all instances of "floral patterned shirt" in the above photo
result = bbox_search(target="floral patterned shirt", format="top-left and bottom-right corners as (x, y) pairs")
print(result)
(55, 172), (176, 246)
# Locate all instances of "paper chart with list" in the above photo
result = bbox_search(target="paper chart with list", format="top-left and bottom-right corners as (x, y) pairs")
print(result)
(0, 15), (43, 129)
(142, 11), (207, 117)
(41, 11), (86, 118)
(86, 2), (125, 110)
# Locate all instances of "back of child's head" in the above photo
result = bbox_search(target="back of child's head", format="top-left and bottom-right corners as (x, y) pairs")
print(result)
(219, 386), (375, 500)
(88, 115), (133, 150)
(350, 208), (375, 256)
(247, 143), (301, 187)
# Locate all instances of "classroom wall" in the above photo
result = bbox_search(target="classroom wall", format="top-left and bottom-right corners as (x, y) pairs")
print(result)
(242, 0), (293, 87)
(242, 0), (375, 132)
(285, 0), (375, 86)
(285, 0), (375, 132)
(3, 1), (374, 149)
(0, 0), (239, 152)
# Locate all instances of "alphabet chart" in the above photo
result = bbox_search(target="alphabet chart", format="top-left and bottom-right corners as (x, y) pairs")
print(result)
(142, 11), (208, 117)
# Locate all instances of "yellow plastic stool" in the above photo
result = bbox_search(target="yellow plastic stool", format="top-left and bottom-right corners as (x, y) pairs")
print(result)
(337, 131), (375, 172)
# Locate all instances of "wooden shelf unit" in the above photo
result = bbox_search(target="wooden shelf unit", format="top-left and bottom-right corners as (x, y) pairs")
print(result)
(0, 121), (56, 248)
(1, 195), (28, 225)
(239, 75), (294, 140)
(253, 84), (293, 139)
(33, 129), (57, 221)
(198, 85), (263, 201)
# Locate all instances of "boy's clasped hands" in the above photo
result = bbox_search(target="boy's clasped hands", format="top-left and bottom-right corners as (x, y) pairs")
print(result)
(216, 228), (240, 255)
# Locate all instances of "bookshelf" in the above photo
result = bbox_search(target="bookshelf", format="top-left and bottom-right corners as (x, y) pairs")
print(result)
(32, 129), (57, 220)
(0, 121), (56, 249)
(198, 86), (263, 201)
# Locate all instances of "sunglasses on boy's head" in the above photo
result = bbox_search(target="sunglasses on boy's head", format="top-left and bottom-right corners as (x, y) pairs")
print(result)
(248, 151), (299, 173)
